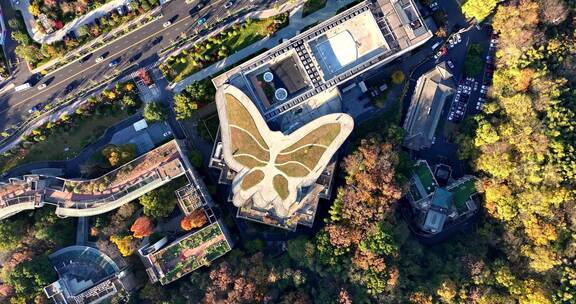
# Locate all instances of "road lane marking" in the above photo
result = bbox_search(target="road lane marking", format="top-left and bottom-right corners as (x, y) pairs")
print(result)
(0, 13), (198, 114)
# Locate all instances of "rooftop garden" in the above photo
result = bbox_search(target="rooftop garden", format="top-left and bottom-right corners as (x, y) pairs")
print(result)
(159, 14), (288, 83)
(224, 93), (270, 168)
(0, 80), (141, 174)
(273, 175), (289, 200)
(302, 0), (328, 17)
(451, 178), (477, 212)
(154, 222), (231, 284)
(413, 162), (437, 195)
(274, 123), (341, 175)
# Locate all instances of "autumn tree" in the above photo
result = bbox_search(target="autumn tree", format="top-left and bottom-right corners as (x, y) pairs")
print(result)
(101, 144), (136, 167)
(461, 0), (498, 22)
(180, 209), (208, 231)
(130, 216), (154, 238)
(110, 235), (135, 256)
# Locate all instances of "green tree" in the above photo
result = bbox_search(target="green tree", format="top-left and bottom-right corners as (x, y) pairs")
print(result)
(78, 25), (89, 37)
(122, 94), (138, 108)
(138, 186), (178, 218)
(7, 255), (57, 299)
(11, 31), (31, 45)
(0, 219), (26, 251)
(143, 102), (167, 122)
(173, 94), (198, 121)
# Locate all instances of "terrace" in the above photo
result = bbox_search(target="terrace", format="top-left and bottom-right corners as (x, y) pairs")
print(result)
(147, 222), (232, 285)
(0, 140), (188, 219)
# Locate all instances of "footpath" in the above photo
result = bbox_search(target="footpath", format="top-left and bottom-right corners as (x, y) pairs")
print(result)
(171, 0), (356, 92)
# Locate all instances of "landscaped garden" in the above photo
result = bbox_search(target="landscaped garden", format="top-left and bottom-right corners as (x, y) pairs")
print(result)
(153, 222), (231, 284)
(302, 0), (328, 17)
(160, 14), (288, 83)
(413, 162), (437, 195)
(451, 178), (477, 212)
(0, 80), (141, 174)
(464, 43), (483, 77)
(11, 0), (160, 69)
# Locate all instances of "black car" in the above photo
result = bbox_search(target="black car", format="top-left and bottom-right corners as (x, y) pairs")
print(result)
(79, 53), (92, 64)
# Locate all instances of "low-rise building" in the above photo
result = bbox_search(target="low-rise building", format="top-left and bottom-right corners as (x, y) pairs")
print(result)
(407, 160), (480, 234)
(403, 63), (455, 150)
(44, 246), (136, 304)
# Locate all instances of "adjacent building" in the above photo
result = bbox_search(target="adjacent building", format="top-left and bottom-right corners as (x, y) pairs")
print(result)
(209, 0), (432, 231)
(407, 160), (480, 234)
(44, 246), (136, 304)
(403, 63), (455, 150)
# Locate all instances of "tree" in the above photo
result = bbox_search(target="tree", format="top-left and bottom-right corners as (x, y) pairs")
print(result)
(78, 25), (89, 36)
(122, 94), (138, 108)
(11, 31), (30, 45)
(15, 44), (44, 63)
(539, 0), (568, 25)
(130, 216), (154, 238)
(461, 0), (498, 22)
(110, 235), (135, 256)
(187, 149), (203, 168)
(391, 70), (405, 85)
(180, 209), (208, 231)
(184, 81), (214, 102)
(0, 219), (26, 251)
(143, 102), (167, 122)
(101, 144), (136, 167)
(139, 186), (178, 218)
(6, 255), (57, 300)
(173, 93), (198, 120)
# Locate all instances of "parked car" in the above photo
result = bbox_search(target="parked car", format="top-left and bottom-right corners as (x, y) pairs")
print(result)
(224, 1), (234, 8)
(447, 60), (454, 69)
(429, 2), (438, 11)
(197, 17), (207, 25)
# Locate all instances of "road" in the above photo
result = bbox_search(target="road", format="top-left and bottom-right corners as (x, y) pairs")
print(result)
(0, 0), (284, 132)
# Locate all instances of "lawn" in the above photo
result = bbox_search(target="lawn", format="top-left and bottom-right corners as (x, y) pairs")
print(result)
(302, 0), (328, 17)
(275, 145), (327, 170)
(275, 163), (310, 177)
(225, 94), (268, 149)
(280, 123), (340, 152)
(20, 110), (130, 164)
(163, 15), (288, 83)
(241, 170), (265, 190)
(413, 163), (436, 194)
(273, 175), (289, 200)
(464, 44), (483, 77)
(452, 179), (476, 211)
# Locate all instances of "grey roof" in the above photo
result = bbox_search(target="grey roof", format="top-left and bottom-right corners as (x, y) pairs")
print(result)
(423, 209), (447, 233)
(430, 188), (453, 209)
(403, 64), (455, 150)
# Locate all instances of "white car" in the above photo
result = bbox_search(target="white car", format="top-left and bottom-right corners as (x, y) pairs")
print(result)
(37, 83), (47, 90)
(95, 56), (104, 63)
(224, 1), (234, 8)
(456, 33), (462, 43)
(429, 2), (438, 11)
(163, 21), (172, 28)
(447, 60), (454, 69)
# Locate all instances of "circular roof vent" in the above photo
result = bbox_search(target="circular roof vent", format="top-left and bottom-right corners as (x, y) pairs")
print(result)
(263, 72), (274, 83)
(275, 88), (288, 101)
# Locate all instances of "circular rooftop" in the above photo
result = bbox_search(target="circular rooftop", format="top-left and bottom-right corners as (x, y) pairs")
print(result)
(275, 88), (288, 101)
(50, 246), (120, 295)
(263, 72), (274, 83)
